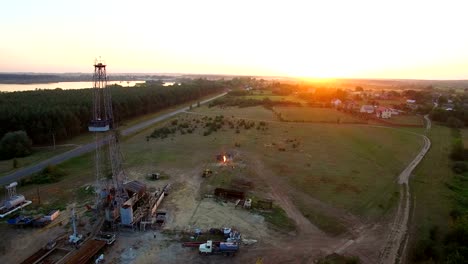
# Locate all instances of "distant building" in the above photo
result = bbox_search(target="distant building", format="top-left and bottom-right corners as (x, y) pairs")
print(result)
(360, 105), (375, 114)
(442, 103), (455, 111)
(406, 99), (416, 104)
(376, 107), (392, 119)
(331, 99), (342, 108)
(389, 108), (401, 115)
(343, 101), (359, 112)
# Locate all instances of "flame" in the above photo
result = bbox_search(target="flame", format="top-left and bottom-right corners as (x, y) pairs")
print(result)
(223, 155), (227, 163)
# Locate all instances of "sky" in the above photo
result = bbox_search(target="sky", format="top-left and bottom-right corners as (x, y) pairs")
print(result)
(1, 0), (468, 79)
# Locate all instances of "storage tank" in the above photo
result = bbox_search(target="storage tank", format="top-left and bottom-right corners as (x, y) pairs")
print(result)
(6, 182), (18, 189)
(4, 195), (25, 209)
(219, 242), (239, 251)
(44, 210), (60, 221)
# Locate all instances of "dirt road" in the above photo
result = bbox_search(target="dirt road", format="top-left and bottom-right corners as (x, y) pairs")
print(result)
(378, 115), (431, 264)
(0, 93), (226, 186)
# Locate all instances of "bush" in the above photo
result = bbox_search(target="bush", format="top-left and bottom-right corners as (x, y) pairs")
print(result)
(0, 130), (33, 160)
(412, 239), (439, 262)
(448, 117), (464, 128)
(453, 162), (468, 174)
(21, 164), (66, 185)
(450, 138), (465, 161)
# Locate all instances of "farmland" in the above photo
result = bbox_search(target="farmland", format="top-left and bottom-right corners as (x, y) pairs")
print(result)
(408, 126), (455, 261)
(273, 106), (363, 123)
(385, 115), (424, 126)
(2, 101), (427, 264)
(19, 105), (423, 226)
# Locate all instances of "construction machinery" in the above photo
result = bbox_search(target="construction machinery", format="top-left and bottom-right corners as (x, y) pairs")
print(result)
(89, 59), (129, 225)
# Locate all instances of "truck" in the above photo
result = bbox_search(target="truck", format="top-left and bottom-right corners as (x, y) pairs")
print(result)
(198, 240), (239, 256)
(94, 232), (116, 245)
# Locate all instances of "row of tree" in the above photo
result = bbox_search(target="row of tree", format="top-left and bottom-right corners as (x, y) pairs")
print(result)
(0, 79), (224, 145)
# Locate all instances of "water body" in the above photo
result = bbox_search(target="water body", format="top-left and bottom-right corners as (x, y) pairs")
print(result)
(0, 81), (146, 92)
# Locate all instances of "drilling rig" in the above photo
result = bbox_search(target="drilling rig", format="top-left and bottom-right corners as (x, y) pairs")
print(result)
(89, 59), (128, 225)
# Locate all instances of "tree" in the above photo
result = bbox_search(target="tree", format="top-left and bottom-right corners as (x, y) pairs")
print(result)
(0, 130), (33, 160)
(447, 117), (464, 128)
(438, 96), (448, 105)
(355, 86), (364, 92)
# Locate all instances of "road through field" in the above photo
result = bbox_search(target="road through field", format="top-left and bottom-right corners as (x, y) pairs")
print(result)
(378, 115), (431, 264)
(0, 93), (226, 186)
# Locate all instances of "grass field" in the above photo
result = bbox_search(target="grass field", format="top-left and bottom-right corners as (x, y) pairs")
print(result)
(0, 146), (75, 177)
(273, 107), (364, 123)
(243, 95), (306, 104)
(461, 128), (468, 148)
(192, 105), (278, 121)
(387, 115), (424, 126)
(14, 105), (424, 236)
(408, 125), (456, 260)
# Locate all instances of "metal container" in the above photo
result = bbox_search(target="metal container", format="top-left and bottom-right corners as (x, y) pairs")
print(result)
(4, 195), (25, 209)
(44, 210), (60, 221)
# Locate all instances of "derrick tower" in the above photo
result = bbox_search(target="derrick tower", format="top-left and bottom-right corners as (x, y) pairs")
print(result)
(89, 59), (128, 223)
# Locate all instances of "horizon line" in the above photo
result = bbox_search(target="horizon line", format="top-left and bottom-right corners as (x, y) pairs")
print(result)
(0, 71), (468, 82)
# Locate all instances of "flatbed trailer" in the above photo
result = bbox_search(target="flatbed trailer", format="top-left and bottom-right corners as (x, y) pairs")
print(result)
(60, 239), (106, 264)
(20, 247), (53, 264)
(183, 241), (222, 248)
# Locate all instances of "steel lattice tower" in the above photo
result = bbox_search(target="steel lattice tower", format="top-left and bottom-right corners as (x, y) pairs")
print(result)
(89, 59), (128, 222)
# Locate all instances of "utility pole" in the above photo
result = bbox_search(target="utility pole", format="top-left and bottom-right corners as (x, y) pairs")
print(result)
(36, 187), (41, 205)
(52, 132), (56, 150)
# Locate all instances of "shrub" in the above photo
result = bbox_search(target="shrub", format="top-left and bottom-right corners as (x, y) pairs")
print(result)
(447, 117), (464, 128)
(453, 162), (468, 174)
(411, 239), (439, 262)
(450, 138), (465, 161)
(20, 164), (66, 185)
(0, 130), (33, 160)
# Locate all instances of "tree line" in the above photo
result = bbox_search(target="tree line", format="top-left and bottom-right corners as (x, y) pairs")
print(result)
(0, 79), (224, 145)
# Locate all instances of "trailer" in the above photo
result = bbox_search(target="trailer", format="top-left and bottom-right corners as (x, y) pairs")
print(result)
(199, 240), (239, 256)
(94, 232), (116, 245)
(7, 215), (37, 227)
(61, 239), (106, 264)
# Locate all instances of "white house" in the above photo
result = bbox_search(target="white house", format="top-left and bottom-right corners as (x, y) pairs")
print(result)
(376, 107), (392, 119)
(389, 108), (400, 115)
(360, 105), (375, 114)
(406, 99), (416, 104)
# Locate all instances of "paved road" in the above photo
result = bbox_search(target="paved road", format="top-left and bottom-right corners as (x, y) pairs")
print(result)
(0, 93), (226, 186)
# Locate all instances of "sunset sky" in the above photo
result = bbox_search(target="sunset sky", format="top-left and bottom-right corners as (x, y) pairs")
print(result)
(1, 0), (468, 79)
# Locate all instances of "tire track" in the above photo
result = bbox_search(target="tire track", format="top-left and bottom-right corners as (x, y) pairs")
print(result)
(378, 115), (431, 264)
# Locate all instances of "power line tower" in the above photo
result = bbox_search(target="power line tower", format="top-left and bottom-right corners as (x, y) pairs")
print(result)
(89, 59), (128, 224)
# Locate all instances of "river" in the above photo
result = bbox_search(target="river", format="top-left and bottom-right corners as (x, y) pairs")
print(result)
(0, 81), (146, 92)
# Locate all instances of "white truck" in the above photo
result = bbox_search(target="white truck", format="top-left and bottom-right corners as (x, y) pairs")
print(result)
(199, 240), (239, 256)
